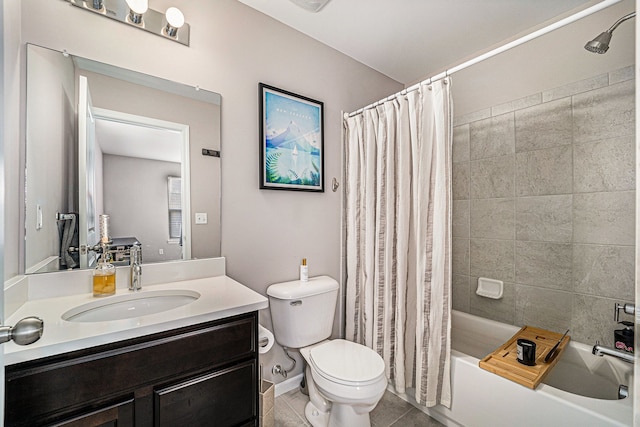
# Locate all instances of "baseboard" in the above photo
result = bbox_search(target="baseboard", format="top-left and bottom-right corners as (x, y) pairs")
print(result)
(274, 373), (304, 397)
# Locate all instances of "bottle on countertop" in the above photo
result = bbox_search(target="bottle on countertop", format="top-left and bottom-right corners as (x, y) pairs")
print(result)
(93, 252), (116, 297)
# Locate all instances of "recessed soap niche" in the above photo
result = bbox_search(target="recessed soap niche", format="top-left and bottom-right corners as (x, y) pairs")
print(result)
(476, 277), (503, 299)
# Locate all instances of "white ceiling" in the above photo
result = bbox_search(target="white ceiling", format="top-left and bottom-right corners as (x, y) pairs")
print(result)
(95, 119), (182, 164)
(237, 0), (597, 84)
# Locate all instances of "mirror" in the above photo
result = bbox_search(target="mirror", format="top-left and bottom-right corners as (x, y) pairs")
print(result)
(24, 44), (221, 274)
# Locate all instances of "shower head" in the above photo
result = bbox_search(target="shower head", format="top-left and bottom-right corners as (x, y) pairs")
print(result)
(584, 31), (613, 54)
(584, 11), (636, 54)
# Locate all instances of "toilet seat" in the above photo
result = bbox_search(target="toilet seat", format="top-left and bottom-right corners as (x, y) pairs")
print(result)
(308, 339), (385, 386)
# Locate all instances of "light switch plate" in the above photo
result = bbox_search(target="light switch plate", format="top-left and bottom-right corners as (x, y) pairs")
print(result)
(195, 213), (208, 225)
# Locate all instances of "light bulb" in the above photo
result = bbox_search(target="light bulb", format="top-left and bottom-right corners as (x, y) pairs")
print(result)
(125, 0), (148, 24)
(166, 7), (185, 28)
(125, 0), (148, 14)
(165, 7), (185, 37)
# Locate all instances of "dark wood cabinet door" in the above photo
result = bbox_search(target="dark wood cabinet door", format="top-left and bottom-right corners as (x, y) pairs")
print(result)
(154, 360), (256, 427)
(51, 398), (134, 427)
(6, 312), (258, 427)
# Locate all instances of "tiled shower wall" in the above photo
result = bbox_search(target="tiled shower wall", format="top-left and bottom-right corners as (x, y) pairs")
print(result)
(452, 65), (635, 347)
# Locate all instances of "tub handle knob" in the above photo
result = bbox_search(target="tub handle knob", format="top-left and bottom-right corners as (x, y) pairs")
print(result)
(614, 303), (635, 322)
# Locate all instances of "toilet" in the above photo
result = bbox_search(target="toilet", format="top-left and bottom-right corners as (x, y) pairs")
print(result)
(267, 276), (387, 427)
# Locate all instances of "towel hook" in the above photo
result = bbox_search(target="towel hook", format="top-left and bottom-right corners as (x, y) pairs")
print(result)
(331, 177), (340, 192)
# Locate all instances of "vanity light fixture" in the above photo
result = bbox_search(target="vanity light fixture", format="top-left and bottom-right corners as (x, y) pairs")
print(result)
(68, 0), (190, 46)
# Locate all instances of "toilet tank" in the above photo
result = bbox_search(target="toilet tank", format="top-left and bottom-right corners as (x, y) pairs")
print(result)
(267, 276), (339, 348)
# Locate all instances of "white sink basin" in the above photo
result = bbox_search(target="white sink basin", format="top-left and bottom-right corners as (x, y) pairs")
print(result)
(62, 290), (201, 322)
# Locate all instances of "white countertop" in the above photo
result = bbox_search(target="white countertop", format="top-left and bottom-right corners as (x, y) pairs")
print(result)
(4, 275), (268, 365)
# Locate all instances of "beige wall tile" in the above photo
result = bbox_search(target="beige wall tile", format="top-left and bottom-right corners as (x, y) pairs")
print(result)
(470, 238), (514, 282)
(574, 136), (635, 193)
(453, 124), (470, 163)
(573, 244), (635, 300)
(515, 145), (572, 196)
(515, 241), (572, 291)
(573, 79), (635, 143)
(471, 198), (514, 239)
(453, 162), (470, 200)
(515, 195), (572, 242)
(573, 191), (635, 245)
(470, 113), (515, 160)
(453, 200), (470, 238)
(542, 73), (608, 102)
(470, 155), (514, 199)
(515, 97), (572, 152)
(515, 286), (572, 332)
(470, 278), (515, 324)
(453, 238), (470, 276)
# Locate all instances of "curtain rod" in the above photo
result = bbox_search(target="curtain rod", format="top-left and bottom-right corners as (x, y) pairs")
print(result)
(348, 0), (623, 118)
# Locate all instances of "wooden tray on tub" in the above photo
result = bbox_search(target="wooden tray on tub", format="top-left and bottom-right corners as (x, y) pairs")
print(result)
(478, 325), (570, 389)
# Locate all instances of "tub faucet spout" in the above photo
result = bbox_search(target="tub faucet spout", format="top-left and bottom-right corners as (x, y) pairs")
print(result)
(592, 341), (634, 363)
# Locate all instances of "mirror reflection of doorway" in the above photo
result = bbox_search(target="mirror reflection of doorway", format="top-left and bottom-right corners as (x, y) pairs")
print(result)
(77, 85), (191, 267)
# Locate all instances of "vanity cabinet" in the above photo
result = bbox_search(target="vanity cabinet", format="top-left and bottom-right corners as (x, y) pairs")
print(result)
(5, 312), (259, 427)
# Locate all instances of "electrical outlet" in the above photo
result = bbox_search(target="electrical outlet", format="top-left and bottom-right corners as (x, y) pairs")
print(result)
(159, 248), (164, 255)
(195, 213), (208, 225)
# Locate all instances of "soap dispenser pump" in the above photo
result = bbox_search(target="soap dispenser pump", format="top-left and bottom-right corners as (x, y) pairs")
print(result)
(614, 321), (634, 353)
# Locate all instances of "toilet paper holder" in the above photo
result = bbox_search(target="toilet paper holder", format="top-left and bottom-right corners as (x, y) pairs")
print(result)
(258, 324), (274, 354)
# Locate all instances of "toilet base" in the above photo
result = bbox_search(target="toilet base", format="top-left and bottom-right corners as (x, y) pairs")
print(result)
(305, 401), (330, 427)
(305, 400), (372, 427)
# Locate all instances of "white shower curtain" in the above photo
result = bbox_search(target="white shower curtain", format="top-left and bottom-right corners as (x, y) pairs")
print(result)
(343, 79), (452, 408)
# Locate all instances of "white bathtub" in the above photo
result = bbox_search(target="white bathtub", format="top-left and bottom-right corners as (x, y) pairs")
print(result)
(417, 311), (634, 427)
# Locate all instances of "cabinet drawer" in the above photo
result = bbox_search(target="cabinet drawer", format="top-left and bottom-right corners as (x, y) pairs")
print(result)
(6, 313), (257, 426)
(154, 360), (256, 427)
(51, 398), (134, 427)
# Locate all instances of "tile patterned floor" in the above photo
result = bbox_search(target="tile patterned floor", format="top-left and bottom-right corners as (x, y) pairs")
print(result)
(275, 388), (444, 426)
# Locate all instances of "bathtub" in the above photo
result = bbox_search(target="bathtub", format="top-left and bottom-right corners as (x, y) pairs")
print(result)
(407, 311), (634, 427)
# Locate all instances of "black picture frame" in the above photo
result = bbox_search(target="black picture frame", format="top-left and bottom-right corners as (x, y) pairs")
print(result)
(259, 83), (324, 192)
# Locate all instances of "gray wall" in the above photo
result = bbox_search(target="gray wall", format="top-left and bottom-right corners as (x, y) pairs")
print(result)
(452, 65), (635, 347)
(84, 70), (221, 260)
(9, 0), (403, 383)
(24, 46), (75, 272)
(103, 154), (183, 263)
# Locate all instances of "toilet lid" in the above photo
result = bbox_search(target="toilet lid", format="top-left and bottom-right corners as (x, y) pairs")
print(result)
(309, 339), (385, 385)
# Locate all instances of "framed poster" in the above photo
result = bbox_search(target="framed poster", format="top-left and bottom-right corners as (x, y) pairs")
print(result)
(259, 83), (324, 192)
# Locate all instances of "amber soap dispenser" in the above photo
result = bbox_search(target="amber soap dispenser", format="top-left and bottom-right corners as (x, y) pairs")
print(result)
(93, 253), (116, 297)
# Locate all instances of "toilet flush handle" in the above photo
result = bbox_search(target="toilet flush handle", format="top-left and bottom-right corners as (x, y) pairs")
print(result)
(290, 300), (302, 306)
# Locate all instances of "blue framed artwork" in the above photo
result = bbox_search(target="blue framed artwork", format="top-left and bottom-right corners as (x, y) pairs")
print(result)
(259, 83), (324, 192)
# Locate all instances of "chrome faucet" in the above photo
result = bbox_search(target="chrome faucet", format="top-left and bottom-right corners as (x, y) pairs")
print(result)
(129, 244), (142, 291)
(592, 302), (636, 364)
(592, 341), (635, 363)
